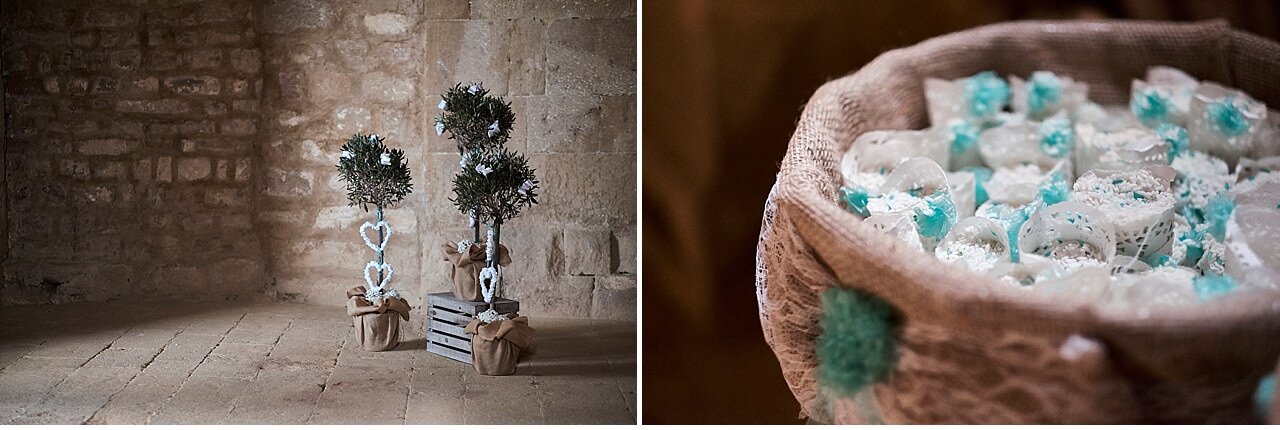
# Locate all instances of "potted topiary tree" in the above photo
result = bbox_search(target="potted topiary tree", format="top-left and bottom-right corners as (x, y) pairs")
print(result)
(336, 133), (413, 352)
(454, 145), (540, 377)
(452, 147), (540, 314)
(435, 83), (517, 302)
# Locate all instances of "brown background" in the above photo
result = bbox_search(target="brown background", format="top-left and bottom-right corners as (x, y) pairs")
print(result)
(641, 0), (1280, 424)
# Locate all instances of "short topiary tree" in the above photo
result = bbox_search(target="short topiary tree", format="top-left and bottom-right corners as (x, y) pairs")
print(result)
(336, 133), (412, 300)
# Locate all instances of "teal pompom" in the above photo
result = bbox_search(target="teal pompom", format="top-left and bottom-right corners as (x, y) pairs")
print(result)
(1257, 374), (1276, 421)
(1130, 87), (1171, 126)
(840, 186), (872, 218)
(949, 120), (981, 154)
(1157, 123), (1189, 161)
(1152, 254), (1177, 267)
(963, 71), (1010, 118)
(1194, 274), (1237, 300)
(1180, 228), (1206, 266)
(1207, 98), (1249, 137)
(963, 166), (993, 206)
(1204, 194), (1236, 241)
(1027, 72), (1062, 116)
(1038, 118), (1075, 158)
(913, 191), (957, 240)
(817, 287), (898, 396)
(1007, 205), (1034, 263)
(1037, 171), (1070, 205)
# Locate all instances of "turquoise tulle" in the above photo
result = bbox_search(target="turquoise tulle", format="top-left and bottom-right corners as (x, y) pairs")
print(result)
(817, 287), (897, 396)
(963, 166), (993, 206)
(1038, 118), (1074, 158)
(1193, 274), (1237, 300)
(840, 186), (872, 217)
(913, 191), (957, 240)
(1027, 72), (1062, 116)
(963, 71), (1010, 118)
(1007, 205), (1034, 263)
(1130, 87), (1171, 126)
(1180, 227), (1206, 266)
(949, 120), (980, 154)
(1153, 254), (1177, 267)
(1207, 97), (1249, 137)
(1037, 171), (1070, 205)
(1157, 123), (1189, 161)
(1204, 194), (1235, 241)
(1257, 374), (1276, 421)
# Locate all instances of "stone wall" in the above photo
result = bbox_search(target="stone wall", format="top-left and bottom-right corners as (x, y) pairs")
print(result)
(1, 0), (636, 320)
(2, 0), (267, 304)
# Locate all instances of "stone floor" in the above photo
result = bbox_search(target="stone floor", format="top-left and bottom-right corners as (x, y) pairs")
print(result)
(0, 301), (636, 424)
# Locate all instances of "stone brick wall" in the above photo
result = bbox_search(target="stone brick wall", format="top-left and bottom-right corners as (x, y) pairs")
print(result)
(1, 0), (636, 320)
(258, 0), (636, 320)
(2, 0), (266, 304)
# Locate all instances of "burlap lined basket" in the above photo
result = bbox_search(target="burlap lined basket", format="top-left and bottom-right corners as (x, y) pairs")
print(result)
(755, 20), (1280, 424)
(442, 242), (512, 302)
(465, 314), (535, 376)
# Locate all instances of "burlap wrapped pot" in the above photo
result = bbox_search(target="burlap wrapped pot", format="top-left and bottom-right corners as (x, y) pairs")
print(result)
(345, 287), (411, 352)
(756, 20), (1280, 424)
(441, 242), (512, 302)
(464, 314), (534, 376)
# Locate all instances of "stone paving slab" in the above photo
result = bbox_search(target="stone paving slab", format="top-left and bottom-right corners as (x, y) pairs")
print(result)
(0, 301), (635, 424)
(0, 367), (73, 423)
(14, 366), (140, 424)
(84, 348), (160, 369)
(149, 375), (244, 424)
(88, 371), (187, 424)
(111, 329), (180, 350)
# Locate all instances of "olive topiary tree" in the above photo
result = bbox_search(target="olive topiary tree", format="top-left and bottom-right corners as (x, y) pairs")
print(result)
(434, 82), (516, 243)
(438, 83), (541, 314)
(336, 133), (413, 301)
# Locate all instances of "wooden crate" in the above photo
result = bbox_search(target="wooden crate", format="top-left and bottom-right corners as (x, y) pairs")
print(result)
(425, 292), (520, 364)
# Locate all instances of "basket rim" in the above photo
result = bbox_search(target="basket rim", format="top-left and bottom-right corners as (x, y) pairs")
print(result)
(769, 19), (1280, 337)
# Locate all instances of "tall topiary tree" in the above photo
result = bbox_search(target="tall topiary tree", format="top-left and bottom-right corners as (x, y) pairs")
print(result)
(437, 83), (540, 311)
(336, 133), (413, 300)
(435, 82), (516, 242)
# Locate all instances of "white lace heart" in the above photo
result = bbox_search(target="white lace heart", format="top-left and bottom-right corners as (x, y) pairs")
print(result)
(359, 221), (392, 253)
(363, 260), (394, 292)
(479, 266), (500, 303)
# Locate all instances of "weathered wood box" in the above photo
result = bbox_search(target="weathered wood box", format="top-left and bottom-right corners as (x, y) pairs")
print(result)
(424, 292), (520, 364)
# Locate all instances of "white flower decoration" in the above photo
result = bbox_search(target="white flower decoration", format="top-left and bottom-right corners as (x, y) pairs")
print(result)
(477, 308), (508, 324)
(487, 120), (500, 138)
(340, 150), (352, 159)
(518, 179), (534, 195)
(468, 84), (481, 94)
(459, 153), (470, 169)
(380, 152), (391, 165)
(435, 121), (445, 136)
(456, 239), (473, 254)
(476, 164), (493, 176)
(371, 134), (380, 141)
(437, 99), (447, 110)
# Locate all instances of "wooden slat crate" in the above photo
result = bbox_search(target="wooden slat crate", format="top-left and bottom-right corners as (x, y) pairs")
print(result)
(425, 292), (520, 364)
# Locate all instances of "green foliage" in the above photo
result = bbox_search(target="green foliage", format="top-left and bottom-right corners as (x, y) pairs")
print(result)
(436, 82), (517, 156)
(817, 286), (898, 397)
(437, 82), (540, 226)
(336, 133), (413, 211)
(451, 148), (540, 225)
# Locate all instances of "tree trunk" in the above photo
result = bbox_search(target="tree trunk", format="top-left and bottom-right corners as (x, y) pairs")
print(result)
(488, 220), (502, 310)
(377, 206), (385, 285)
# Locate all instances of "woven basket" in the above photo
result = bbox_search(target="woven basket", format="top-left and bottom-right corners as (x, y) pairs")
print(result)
(755, 20), (1280, 424)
